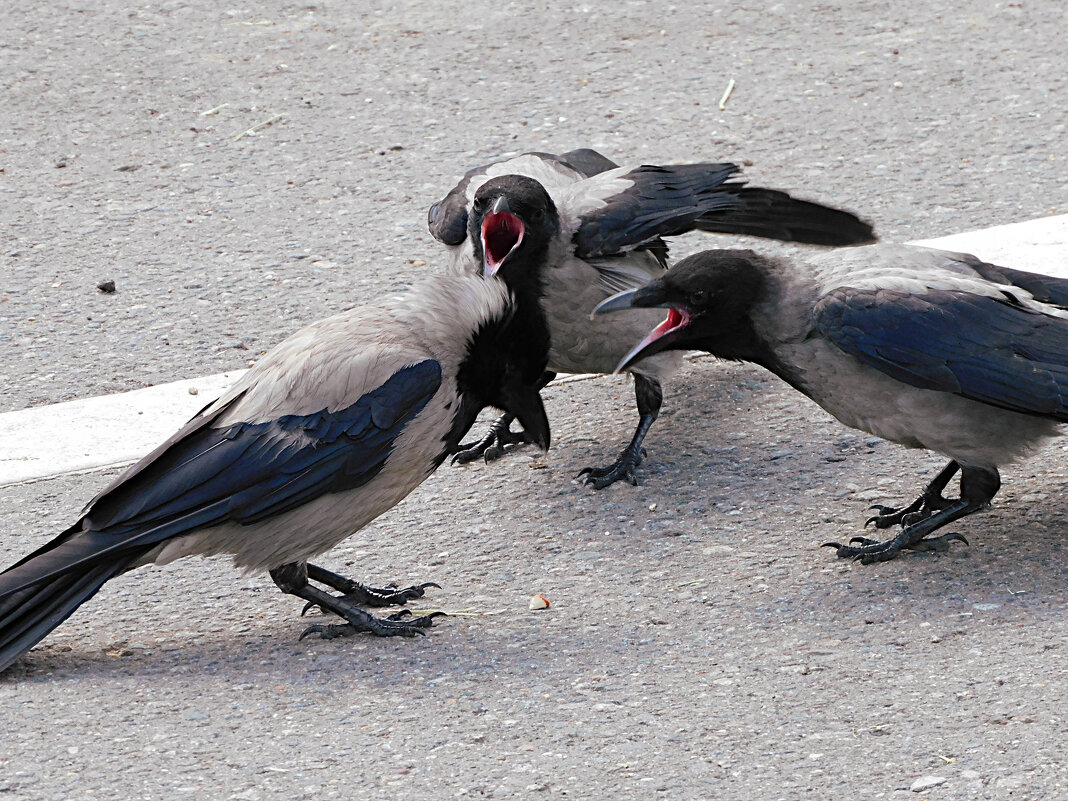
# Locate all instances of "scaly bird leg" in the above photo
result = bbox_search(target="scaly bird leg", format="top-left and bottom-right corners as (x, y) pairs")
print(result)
(452, 371), (557, 464)
(270, 562), (445, 639)
(580, 373), (662, 489)
(299, 563), (438, 615)
(823, 465), (999, 564)
(451, 412), (528, 464)
(865, 460), (961, 529)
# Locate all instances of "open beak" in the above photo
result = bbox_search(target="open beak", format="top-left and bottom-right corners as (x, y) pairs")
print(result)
(592, 287), (692, 373)
(480, 196), (525, 277)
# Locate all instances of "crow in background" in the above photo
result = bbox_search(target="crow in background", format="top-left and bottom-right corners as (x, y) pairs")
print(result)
(429, 149), (875, 488)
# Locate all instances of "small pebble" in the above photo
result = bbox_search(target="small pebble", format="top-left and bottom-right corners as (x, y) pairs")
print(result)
(910, 776), (947, 792)
(97, 279), (116, 293)
(528, 594), (550, 610)
(188, 386), (199, 396)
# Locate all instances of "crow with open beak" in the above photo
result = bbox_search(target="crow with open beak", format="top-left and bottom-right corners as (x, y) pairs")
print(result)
(0, 273), (550, 672)
(431, 149), (876, 488)
(595, 244), (1068, 563)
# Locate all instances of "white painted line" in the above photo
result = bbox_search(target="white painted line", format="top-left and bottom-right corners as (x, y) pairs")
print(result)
(0, 372), (245, 487)
(1, 213), (1065, 488)
(915, 213), (1067, 277)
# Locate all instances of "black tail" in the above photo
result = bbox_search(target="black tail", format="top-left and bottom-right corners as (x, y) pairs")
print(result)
(694, 187), (876, 246)
(0, 532), (150, 674)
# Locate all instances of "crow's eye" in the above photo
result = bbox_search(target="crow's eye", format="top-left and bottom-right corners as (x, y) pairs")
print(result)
(472, 198), (485, 214)
(690, 289), (708, 307)
(530, 207), (544, 223)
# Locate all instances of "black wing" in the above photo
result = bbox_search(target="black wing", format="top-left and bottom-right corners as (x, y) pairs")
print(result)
(572, 163), (876, 258)
(951, 251), (1068, 308)
(815, 286), (1068, 420)
(0, 360), (443, 593)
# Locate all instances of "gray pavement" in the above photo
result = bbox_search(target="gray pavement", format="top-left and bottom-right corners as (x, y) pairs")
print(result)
(1, 2), (1066, 799)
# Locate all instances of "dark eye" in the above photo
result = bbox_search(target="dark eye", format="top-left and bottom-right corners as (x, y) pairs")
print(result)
(689, 289), (708, 306)
(530, 207), (544, 222)
(472, 197), (485, 214)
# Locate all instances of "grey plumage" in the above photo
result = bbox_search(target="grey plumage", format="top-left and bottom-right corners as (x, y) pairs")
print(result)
(595, 243), (1068, 562)
(0, 274), (550, 672)
(429, 148), (876, 488)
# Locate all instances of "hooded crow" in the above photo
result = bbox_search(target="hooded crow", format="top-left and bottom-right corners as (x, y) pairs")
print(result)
(595, 244), (1068, 562)
(0, 273), (550, 672)
(429, 149), (876, 488)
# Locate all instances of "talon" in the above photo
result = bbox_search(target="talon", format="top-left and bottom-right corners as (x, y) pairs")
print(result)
(848, 536), (878, 546)
(483, 445), (503, 462)
(300, 623), (352, 641)
(301, 601), (320, 617)
(387, 609), (413, 621)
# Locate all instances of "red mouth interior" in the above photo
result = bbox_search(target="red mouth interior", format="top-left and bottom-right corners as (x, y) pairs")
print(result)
(616, 306), (691, 371)
(652, 307), (687, 339)
(481, 211), (525, 273)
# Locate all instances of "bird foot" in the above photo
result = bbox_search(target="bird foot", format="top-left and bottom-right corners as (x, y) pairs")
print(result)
(578, 447), (645, 489)
(300, 609), (447, 640)
(301, 581), (440, 616)
(452, 421), (530, 464)
(822, 531), (969, 564)
(864, 492), (957, 529)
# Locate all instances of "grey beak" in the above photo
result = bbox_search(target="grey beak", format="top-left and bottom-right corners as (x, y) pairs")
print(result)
(591, 286), (673, 319)
(490, 195), (511, 215)
(591, 288), (640, 319)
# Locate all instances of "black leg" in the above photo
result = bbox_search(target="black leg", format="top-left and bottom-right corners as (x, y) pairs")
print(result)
(300, 563), (439, 615)
(824, 465), (998, 564)
(270, 561), (444, 639)
(452, 371), (557, 464)
(579, 373), (663, 490)
(865, 460), (961, 529)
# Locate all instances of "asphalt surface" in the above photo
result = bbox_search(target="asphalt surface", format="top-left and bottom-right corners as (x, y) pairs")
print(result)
(1, 2), (1066, 799)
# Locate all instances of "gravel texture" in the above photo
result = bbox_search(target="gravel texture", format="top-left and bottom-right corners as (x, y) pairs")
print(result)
(1, 2), (1066, 800)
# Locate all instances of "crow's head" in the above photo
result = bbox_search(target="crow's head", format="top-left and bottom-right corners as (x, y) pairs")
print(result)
(468, 175), (559, 288)
(593, 249), (768, 370)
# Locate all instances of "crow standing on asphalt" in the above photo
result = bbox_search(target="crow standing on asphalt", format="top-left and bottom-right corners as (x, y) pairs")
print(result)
(428, 149), (875, 488)
(0, 273), (550, 672)
(595, 244), (1068, 562)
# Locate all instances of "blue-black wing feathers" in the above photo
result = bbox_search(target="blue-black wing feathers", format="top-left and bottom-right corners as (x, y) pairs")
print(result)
(815, 287), (1068, 420)
(0, 360), (443, 595)
(573, 164), (875, 259)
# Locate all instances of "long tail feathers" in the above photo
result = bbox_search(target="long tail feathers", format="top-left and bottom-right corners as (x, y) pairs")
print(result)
(0, 548), (146, 674)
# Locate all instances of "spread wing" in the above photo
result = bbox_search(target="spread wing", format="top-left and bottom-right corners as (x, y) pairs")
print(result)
(571, 163), (876, 258)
